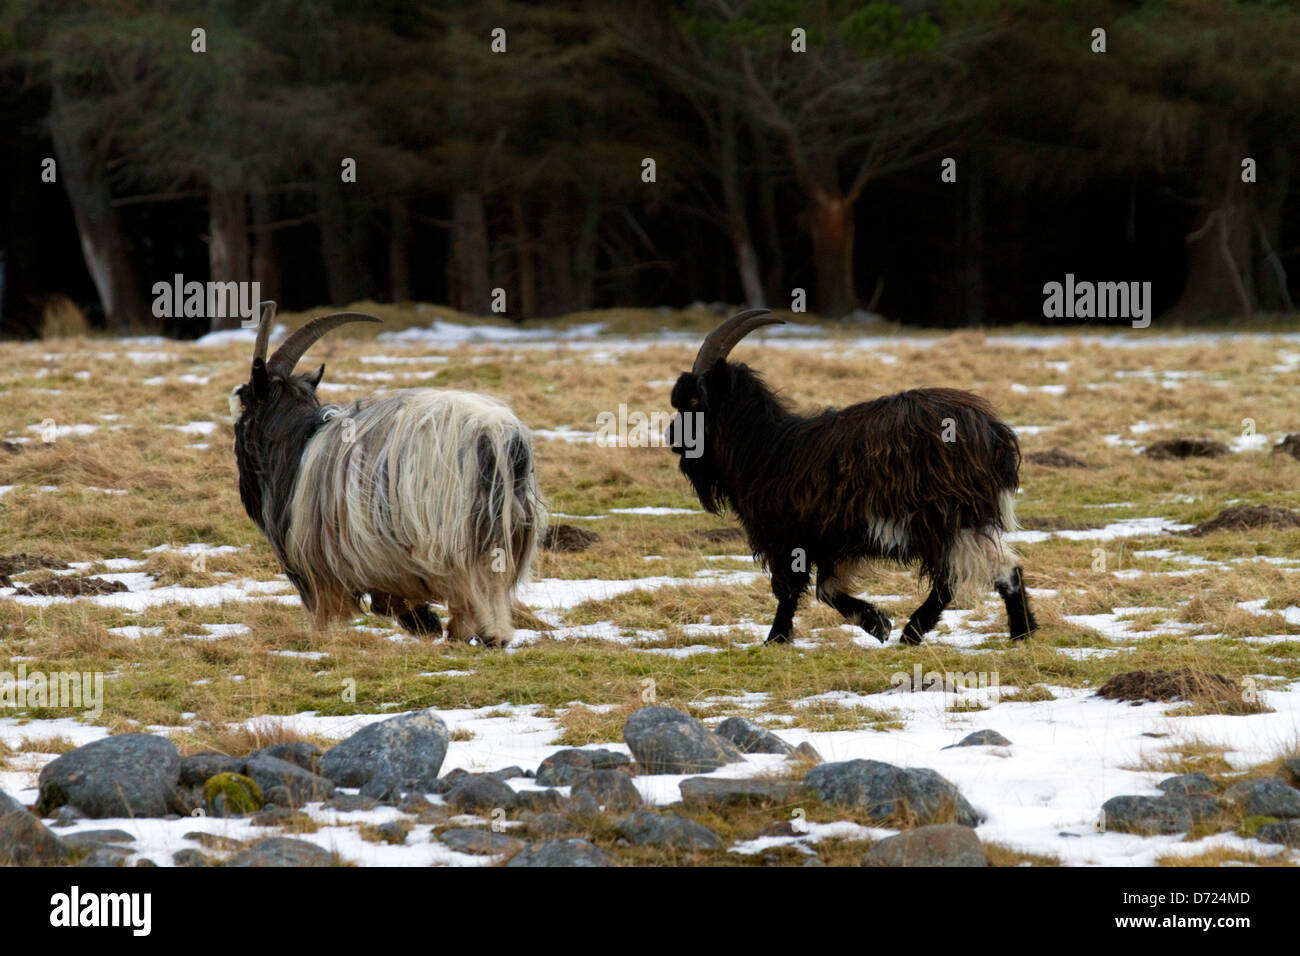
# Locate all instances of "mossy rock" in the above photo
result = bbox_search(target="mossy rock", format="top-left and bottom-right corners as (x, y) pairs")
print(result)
(1238, 814), (1280, 839)
(204, 773), (264, 816)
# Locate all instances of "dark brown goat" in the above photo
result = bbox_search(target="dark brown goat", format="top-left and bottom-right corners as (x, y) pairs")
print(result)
(668, 310), (1036, 646)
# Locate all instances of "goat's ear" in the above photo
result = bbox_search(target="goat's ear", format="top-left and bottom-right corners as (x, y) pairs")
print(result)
(696, 378), (708, 407)
(250, 358), (269, 399)
(307, 364), (325, 389)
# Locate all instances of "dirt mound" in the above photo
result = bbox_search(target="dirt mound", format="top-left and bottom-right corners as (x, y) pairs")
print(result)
(1025, 449), (1090, 469)
(542, 524), (601, 553)
(1096, 669), (1258, 713)
(1, 440), (23, 454)
(682, 528), (746, 544)
(14, 576), (128, 598)
(0, 553), (70, 577)
(1142, 438), (1229, 461)
(1273, 434), (1300, 460)
(1187, 505), (1300, 536)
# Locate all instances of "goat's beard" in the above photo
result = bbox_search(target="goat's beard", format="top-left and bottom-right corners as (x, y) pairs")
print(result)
(678, 452), (727, 515)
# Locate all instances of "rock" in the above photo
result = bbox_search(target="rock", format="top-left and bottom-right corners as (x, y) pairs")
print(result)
(622, 706), (744, 775)
(505, 838), (611, 868)
(804, 760), (982, 827)
(1224, 778), (1300, 818)
(203, 773), (263, 816)
(714, 716), (796, 756)
(793, 742), (824, 765)
(432, 768), (469, 795)
(1156, 772), (1218, 796)
(324, 793), (381, 813)
(570, 770), (643, 812)
(566, 791), (602, 820)
(37, 734), (180, 819)
(250, 805), (309, 827)
(679, 777), (804, 809)
(77, 845), (131, 867)
(515, 789), (566, 813)
(445, 774), (519, 813)
(520, 812), (581, 838)
(863, 824), (987, 867)
(173, 849), (213, 867)
(171, 784), (205, 815)
(243, 755), (335, 807)
(319, 709), (449, 799)
(489, 766), (526, 782)
(617, 811), (722, 850)
(51, 805), (84, 827)
(397, 792), (435, 815)
(1281, 757), (1300, 787)
(1255, 819), (1300, 847)
(0, 800), (75, 865)
(183, 831), (246, 853)
(367, 820), (410, 845)
(1099, 794), (1221, 835)
(225, 837), (338, 867)
(179, 752), (246, 786)
(535, 748), (632, 787)
(439, 828), (525, 856)
(944, 730), (1012, 749)
(249, 741), (322, 774)
(63, 828), (135, 849)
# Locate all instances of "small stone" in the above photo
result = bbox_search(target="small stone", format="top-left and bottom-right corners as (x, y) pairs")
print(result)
(793, 742), (824, 765)
(1280, 757), (1300, 787)
(439, 828), (524, 856)
(368, 820), (411, 845)
(535, 749), (631, 787)
(863, 824), (987, 867)
(250, 805), (309, 827)
(243, 755), (335, 807)
(445, 774), (519, 813)
(519, 812), (581, 838)
(397, 793), (434, 815)
(183, 831), (246, 852)
(622, 707), (744, 775)
(432, 768), (469, 795)
(713, 717), (796, 756)
(1224, 778), (1300, 818)
(565, 791), (601, 820)
(679, 777), (804, 809)
(617, 811), (722, 850)
(76, 845), (130, 867)
(324, 793), (381, 813)
(37, 734), (181, 819)
(515, 789), (565, 813)
(179, 752), (246, 786)
(249, 741), (322, 774)
(569, 770), (642, 812)
(172, 848), (213, 867)
(226, 837), (338, 867)
(0, 803), (75, 865)
(505, 837), (611, 868)
(488, 766), (526, 781)
(1255, 819), (1300, 847)
(63, 829), (134, 850)
(804, 760), (983, 827)
(51, 805), (85, 827)
(1100, 794), (1221, 835)
(944, 730), (1012, 749)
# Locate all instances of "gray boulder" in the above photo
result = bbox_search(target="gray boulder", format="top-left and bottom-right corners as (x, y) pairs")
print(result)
(505, 837), (611, 867)
(225, 837), (338, 867)
(944, 730), (1012, 749)
(536, 749), (631, 786)
(0, 793), (75, 865)
(243, 755), (336, 807)
(37, 734), (180, 819)
(1255, 819), (1300, 847)
(569, 770), (643, 812)
(1224, 778), (1300, 818)
(714, 717), (796, 756)
(804, 760), (982, 827)
(679, 777), (804, 809)
(863, 824), (987, 867)
(622, 706), (744, 774)
(617, 811), (722, 850)
(1156, 772), (1218, 796)
(178, 752), (245, 786)
(1100, 794), (1220, 835)
(319, 710), (449, 799)
(445, 774), (519, 813)
(249, 741), (322, 774)
(439, 828), (525, 856)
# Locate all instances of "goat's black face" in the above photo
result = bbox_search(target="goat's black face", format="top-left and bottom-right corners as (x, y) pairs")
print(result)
(668, 368), (727, 513)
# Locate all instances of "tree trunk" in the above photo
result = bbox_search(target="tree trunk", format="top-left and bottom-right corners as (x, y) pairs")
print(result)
(572, 183), (600, 312)
(719, 107), (765, 309)
(316, 166), (367, 306)
(809, 193), (857, 318)
(250, 187), (282, 306)
(48, 81), (146, 333)
(1166, 201), (1256, 322)
(448, 190), (491, 313)
(389, 197), (411, 302)
(207, 186), (250, 331)
(512, 191), (536, 317)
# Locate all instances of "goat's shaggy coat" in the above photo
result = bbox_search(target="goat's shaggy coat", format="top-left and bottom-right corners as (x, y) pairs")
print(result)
(232, 307), (544, 645)
(669, 310), (1036, 646)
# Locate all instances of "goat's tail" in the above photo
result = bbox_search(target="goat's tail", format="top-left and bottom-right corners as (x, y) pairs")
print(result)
(945, 417), (1023, 601)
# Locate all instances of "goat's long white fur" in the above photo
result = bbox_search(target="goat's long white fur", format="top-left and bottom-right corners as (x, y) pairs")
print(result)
(284, 389), (545, 634)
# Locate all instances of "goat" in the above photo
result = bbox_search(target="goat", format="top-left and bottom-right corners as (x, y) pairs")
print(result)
(667, 309), (1036, 646)
(230, 303), (546, 646)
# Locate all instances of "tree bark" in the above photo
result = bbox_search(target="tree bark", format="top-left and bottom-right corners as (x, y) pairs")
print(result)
(572, 182), (600, 312)
(448, 190), (491, 313)
(809, 193), (857, 317)
(1167, 201), (1256, 322)
(207, 186), (250, 330)
(249, 187), (282, 306)
(718, 107), (765, 308)
(389, 197), (411, 302)
(48, 81), (146, 333)
(512, 191), (536, 316)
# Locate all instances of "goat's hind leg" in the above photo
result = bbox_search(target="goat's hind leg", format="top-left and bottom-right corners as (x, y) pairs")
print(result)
(369, 591), (443, 638)
(996, 566), (1037, 641)
(816, 569), (892, 643)
(901, 579), (953, 646)
(764, 567), (810, 645)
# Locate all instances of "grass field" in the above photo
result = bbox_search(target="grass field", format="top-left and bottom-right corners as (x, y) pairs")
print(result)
(2, 304), (1299, 866)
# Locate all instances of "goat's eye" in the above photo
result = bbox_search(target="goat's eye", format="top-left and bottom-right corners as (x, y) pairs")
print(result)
(688, 398), (700, 409)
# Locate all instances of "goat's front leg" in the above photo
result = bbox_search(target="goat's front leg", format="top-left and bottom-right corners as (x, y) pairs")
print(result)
(996, 566), (1037, 641)
(764, 568), (809, 645)
(901, 580), (953, 646)
(816, 570), (892, 643)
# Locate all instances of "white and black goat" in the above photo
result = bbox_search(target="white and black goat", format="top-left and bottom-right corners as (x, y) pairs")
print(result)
(230, 304), (546, 646)
(668, 309), (1036, 646)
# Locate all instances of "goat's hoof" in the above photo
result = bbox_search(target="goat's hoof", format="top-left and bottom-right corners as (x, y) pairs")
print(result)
(899, 624), (924, 646)
(397, 606), (443, 638)
(858, 610), (892, 643)
(764, 632), (792, 645)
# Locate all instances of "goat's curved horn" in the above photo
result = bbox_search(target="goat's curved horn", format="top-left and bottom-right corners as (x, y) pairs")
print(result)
(691, 308), (784, 375)
(268, 312), (383, 375)
(252, 300), (277, 364)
